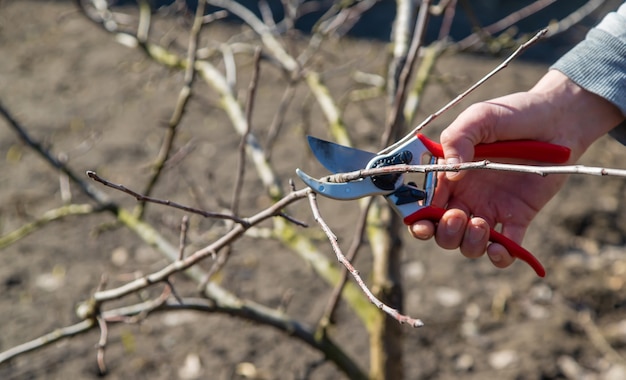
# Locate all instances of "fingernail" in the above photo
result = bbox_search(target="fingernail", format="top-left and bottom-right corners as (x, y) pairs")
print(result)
(409, 223), (430, 239)
(468, 224), (487, 244)
(489, 251), (502, 263)
(447, 216), (463, 234)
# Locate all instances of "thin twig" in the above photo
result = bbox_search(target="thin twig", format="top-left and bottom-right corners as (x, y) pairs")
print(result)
(0, 319), (96, 363)
(383, 0), (431, 146)
(316, 0), (378, 37)
(207, 0), (299, 72)
(545, 0), (606, 37)
(0, 100), (111, 205)
(0, 293), (366, 379)
(96, 316), (108, 374)
(307, 192), (423, 328)
(232, 48), (262, 216)
(456, 0), (556, 50)
(380, 28), (548, 155)
(87, 171), (250, 225)
(319, 198), (372, 328)
(202, 246), (230, 288)
(265, 83), (296, 159)
(0, 204), (96, 249)
(136, 0), (151, 43)
(437, 0), (457, 41)
(138, 0), (207, 215)
(93, 188), (310, 302)
(277, 212), (308, 227)
(178, 215), (190, 260)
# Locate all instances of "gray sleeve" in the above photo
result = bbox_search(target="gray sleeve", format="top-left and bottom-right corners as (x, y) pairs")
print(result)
(550, 3), (626, 143)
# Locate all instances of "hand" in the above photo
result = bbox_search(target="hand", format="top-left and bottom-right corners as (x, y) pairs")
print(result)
(409, 70), (624, 269)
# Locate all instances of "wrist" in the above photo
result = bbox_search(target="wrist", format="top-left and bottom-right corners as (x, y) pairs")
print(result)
(529, 70), (624, 158)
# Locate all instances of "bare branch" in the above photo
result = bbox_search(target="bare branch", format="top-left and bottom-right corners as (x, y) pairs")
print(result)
(319, 198), (372, 329)
(93, 188), (310, 302)
(456, 0), (556, 50)
(265, 83), (296, 159)
(0, 204), (96, 249)
(178, 215), (190, 260)
(96, 316), (108, 374)
(0, 100), (111, 205)
(545, 0), (606, 37)
(307, 193), (424, 328)
(86, 171), (249, 225)
(0, 319), (96, 363)
(138, 0), (208, 214)
(383, 0), (431, 145)
(232, 48), (262, 216)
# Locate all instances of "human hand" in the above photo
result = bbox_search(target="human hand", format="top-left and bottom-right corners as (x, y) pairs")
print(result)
(409, 70), (624, 269)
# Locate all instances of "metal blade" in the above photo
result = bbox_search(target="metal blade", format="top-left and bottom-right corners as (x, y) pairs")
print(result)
(307, 136), (376, 174)
(296, 169), (388, 200)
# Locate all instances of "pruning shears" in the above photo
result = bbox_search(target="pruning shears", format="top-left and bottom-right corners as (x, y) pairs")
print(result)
(296, 133), (571, 277)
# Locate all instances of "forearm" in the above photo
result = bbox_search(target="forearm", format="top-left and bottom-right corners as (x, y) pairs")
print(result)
(550, 2), (626, 145)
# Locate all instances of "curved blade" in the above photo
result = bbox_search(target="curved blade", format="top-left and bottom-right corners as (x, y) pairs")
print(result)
(296, 169), (388, 200)
(307, 136), (376, 174)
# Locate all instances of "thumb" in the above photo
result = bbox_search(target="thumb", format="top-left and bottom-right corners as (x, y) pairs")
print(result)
(439, 102), (500, 181)
(439, 93), (553, 180)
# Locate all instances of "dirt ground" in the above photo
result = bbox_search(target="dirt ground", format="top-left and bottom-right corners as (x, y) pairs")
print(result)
(1, 1), (626, 379)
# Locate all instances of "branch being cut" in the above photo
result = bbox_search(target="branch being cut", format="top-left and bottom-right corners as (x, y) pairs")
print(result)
(321, 160), (626, 185)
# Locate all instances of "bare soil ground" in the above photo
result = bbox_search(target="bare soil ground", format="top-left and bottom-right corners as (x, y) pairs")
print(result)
(1, 1), (626, 379)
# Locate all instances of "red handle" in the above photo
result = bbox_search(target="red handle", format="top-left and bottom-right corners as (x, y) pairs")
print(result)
(404, 206), (546, 277)
(417, 134), (570, 163)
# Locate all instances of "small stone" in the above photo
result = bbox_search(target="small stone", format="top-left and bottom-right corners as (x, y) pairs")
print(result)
(178, 353), (202, 379)
(557, 355), (584, 379)
(404, 261), (425, 281)
(111, 247), (128, 267)
(488, 349), (518, 370)
(435, 287), (462, 308)
(455, 353), (474, 371)
(161, 311), (200, 327)
(603, 364), (626, 380)
(35, 266), (65, 291)
(528, 283), (553, 303)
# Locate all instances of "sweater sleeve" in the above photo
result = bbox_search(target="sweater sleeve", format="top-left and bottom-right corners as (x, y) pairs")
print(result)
(550, 2), (626, 143)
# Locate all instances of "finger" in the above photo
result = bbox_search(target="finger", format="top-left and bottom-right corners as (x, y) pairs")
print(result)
(486, 223), (527, 269)
(434, 209), (468, 250)
(459, 216), (490, 259)
(408, 220), (435, 240)
(486, 243), (516, 269)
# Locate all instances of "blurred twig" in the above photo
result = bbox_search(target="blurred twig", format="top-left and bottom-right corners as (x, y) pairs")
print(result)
(0, 204), (96, 249)
(138, 0), (207, 217)
(232, 48), (262, 217)
(456, 0), (556, 51)
(381, 28), (548, 155)
(87, 171), (249, 225)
